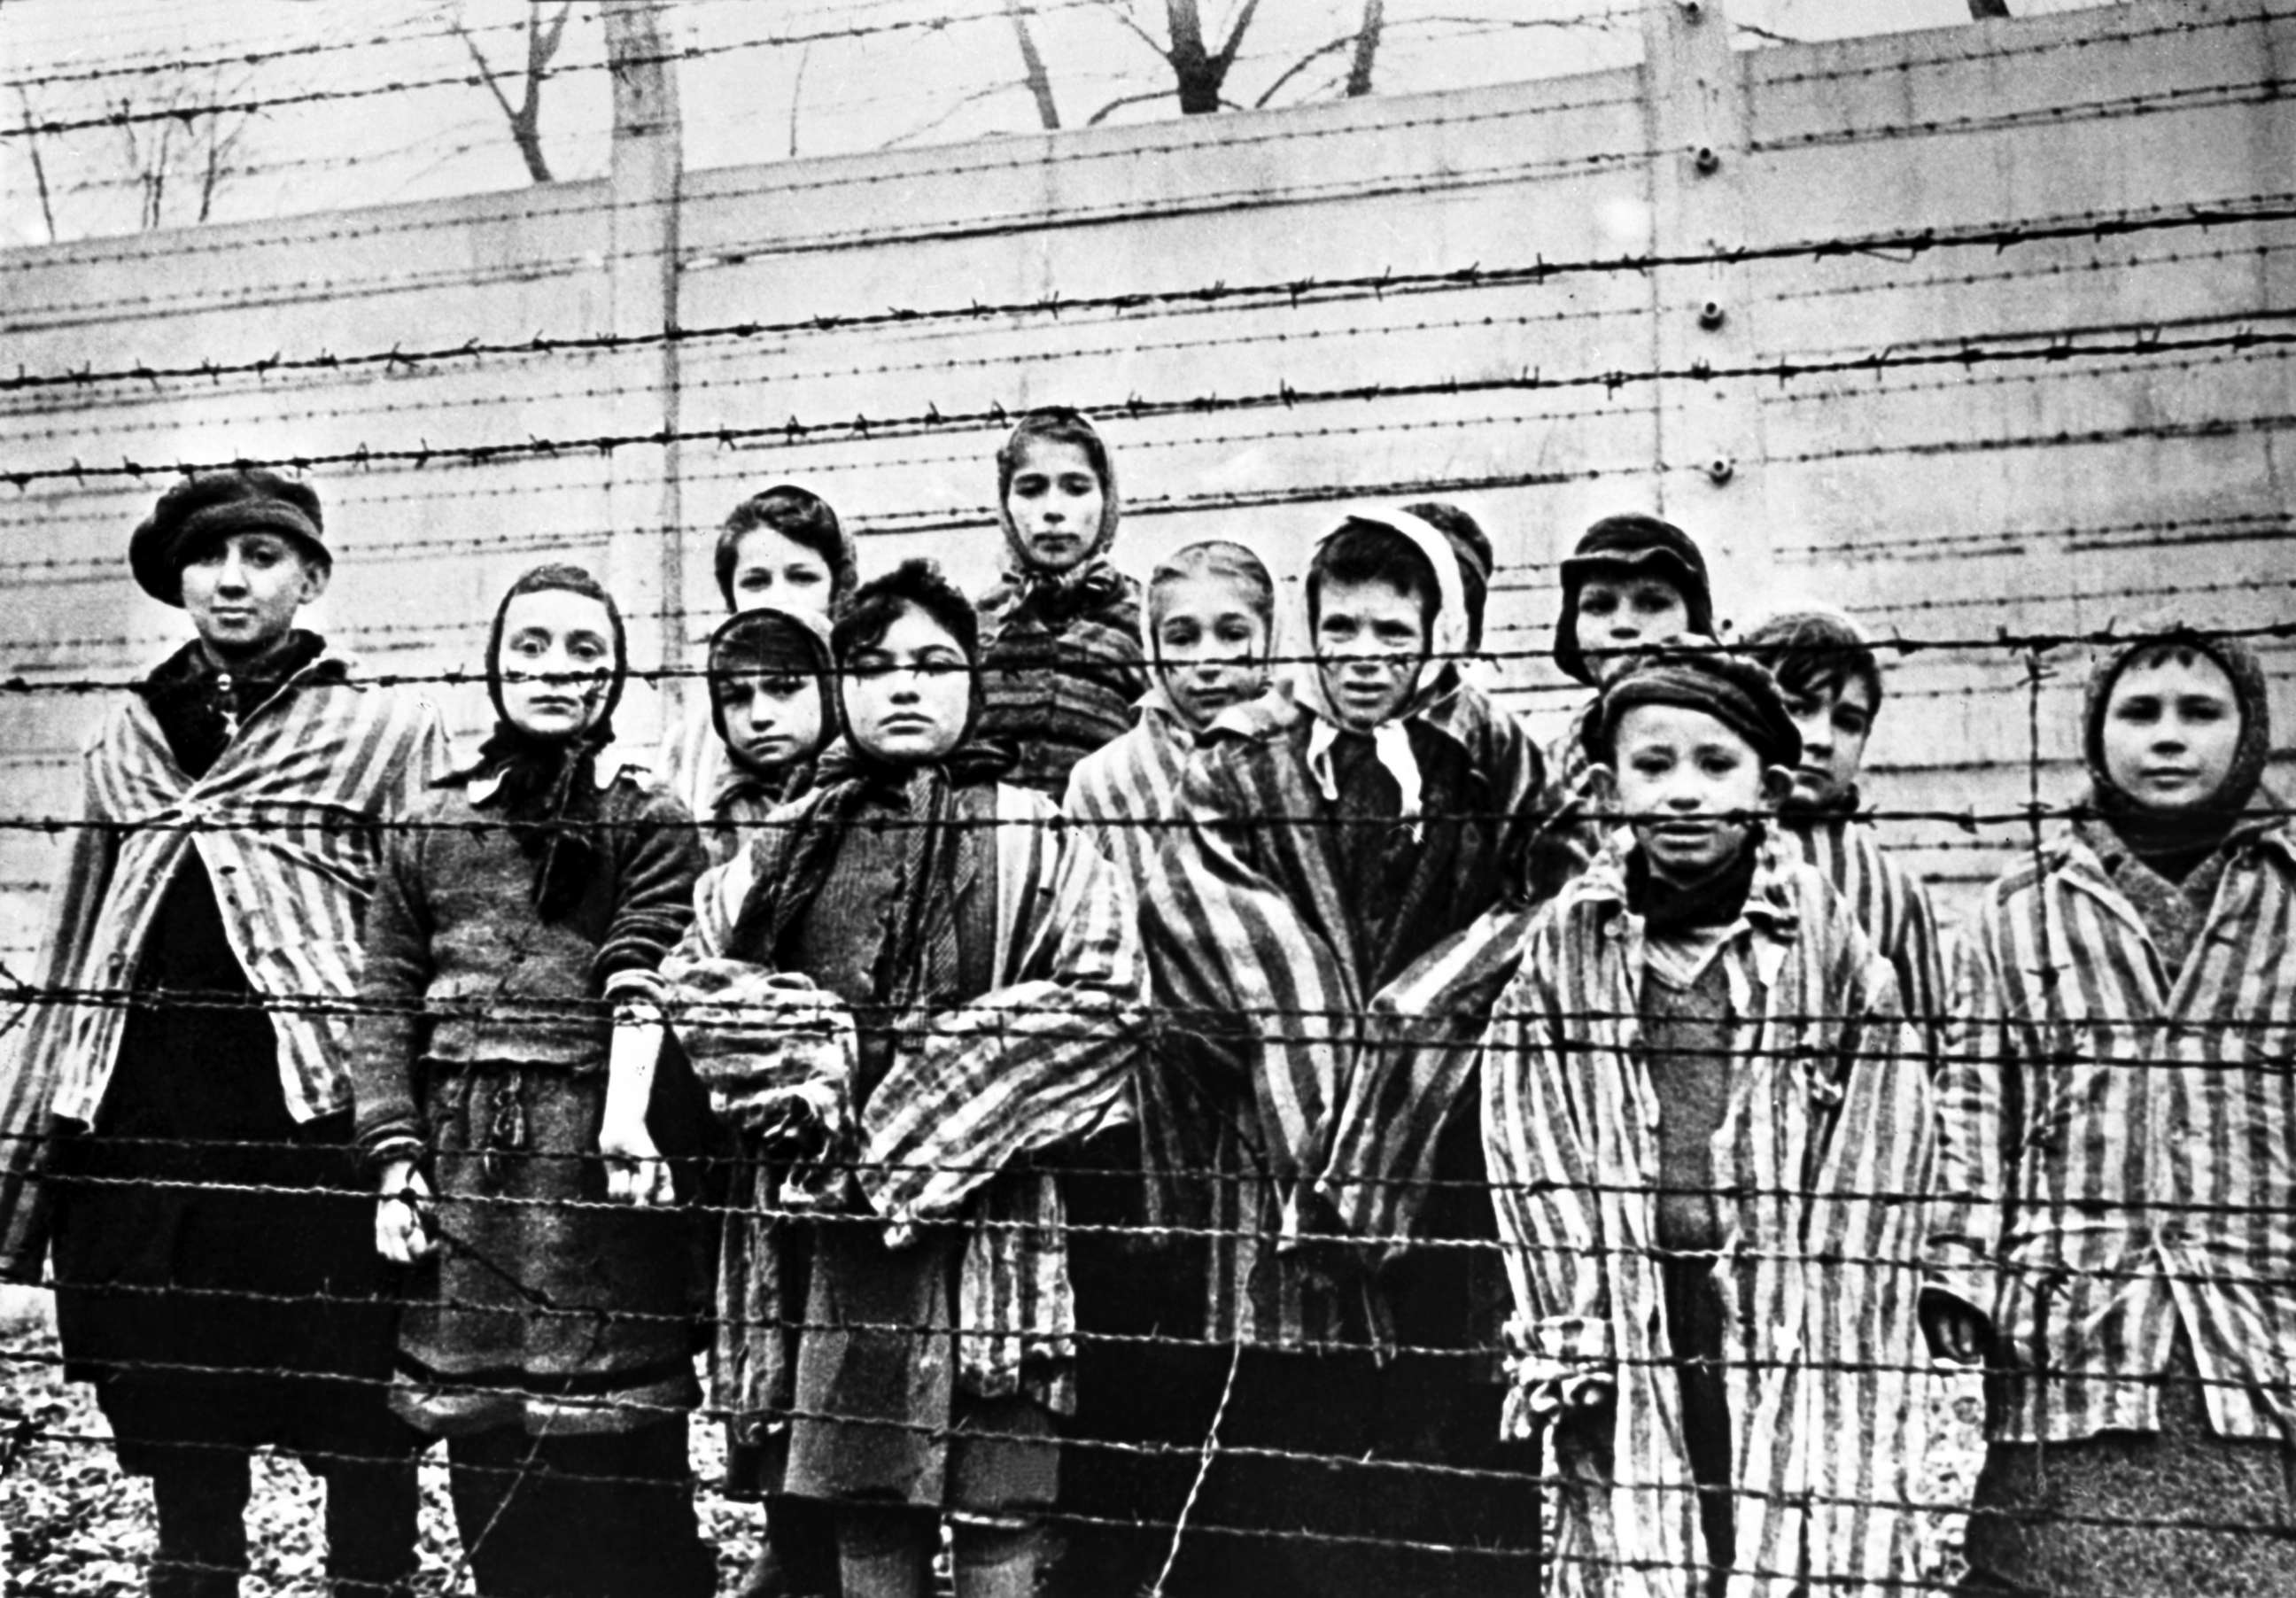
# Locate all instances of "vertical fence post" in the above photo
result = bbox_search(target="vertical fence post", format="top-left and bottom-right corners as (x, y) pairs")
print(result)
(1641, 0), (1773, 618)
(601, 0), (686, 741)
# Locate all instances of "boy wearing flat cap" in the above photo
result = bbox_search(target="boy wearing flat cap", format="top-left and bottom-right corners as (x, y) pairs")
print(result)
(1481, 646), (1936, 1598)
(0, 469), (447, 1598)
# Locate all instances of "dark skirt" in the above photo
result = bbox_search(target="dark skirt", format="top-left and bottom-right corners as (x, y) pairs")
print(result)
(1964, 1336), (2296, 1597)
(394, 1058), (706, 1436)
(784, 1212), (1058, 1516)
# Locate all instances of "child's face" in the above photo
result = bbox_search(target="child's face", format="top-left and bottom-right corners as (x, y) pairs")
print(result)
(1576, 573), (1690, 684)
(1605, 703), (1785, 881)
(729, 525), (834, 614)
(842, 602), (972, 764)
(497, 588), (617, 741)
(2101, 652), (2242, 811)
(1313, 576), (1429, 731)
(178, 531), (329, 660)
(1781, 676), (1875, 811)
(1154, 576), (1271, 732)
(1003, 439), (1106, 576)
(716, 668), (825, 773)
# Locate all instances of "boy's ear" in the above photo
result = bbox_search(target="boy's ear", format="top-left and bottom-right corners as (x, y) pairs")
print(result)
(1586, 763), (1619, 809)
(1758, 764), (1794, 811)
(299, 557), (332, 608)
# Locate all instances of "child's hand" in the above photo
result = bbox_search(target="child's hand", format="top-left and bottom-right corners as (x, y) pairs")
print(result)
(601, 1112), (674, 1207)
(376, 1159), (436, 1265)
(1920, 1288), (1994, 1366)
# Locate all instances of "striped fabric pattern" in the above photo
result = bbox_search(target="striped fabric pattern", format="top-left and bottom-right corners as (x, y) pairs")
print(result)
(1931, 823), (2296, 1445)
(1136, 676), (1543, 1346)
(1483, 830), (1935, 1598)
(677, 780), (1140, 1408)
(0, 653), (446, 1274)
(1788, 816), (1948, 1057)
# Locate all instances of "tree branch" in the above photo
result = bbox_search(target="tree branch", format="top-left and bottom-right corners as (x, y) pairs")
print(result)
(1212, 0), (1262, 73)
(1344, 0), (1384, 97)
(1006, 0), (1061, 128)
(1087, 87), (1175, 125)
(15, 89), (56, 242)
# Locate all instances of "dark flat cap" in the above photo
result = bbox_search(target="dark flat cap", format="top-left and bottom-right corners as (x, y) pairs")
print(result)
(129, 469), (328, 606)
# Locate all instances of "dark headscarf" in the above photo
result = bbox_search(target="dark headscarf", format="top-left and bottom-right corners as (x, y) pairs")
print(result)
(707, 604), (836, 779)
(2081, 624), (2273, 872)
(441, 563), (628, 920)
(1584, 644), (1801, 772)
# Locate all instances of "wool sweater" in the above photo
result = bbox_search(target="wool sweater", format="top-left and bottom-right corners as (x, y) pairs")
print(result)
(349, 767), (707, 1151)
(975, 561), (1151, 798)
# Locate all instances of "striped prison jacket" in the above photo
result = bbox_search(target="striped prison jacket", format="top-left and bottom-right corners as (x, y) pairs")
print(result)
(1137, 674), (1544, 1347)
(1930, 819), (2296, 1445)
(671, 778), (1141, 1413)
(0, 647), (447, 1276)
(1482, 829), (1935, 1598)
(1324, 811), (1946, 1249)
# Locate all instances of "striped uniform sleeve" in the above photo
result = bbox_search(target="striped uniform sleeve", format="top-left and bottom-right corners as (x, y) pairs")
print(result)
(0, 731), (125, 1278)
(1136, 742), (1354, 1183)
(1928, 897), (2013, 1323)
(1480, 906), (1615, 1437)
(858, 791), (1143, 1230)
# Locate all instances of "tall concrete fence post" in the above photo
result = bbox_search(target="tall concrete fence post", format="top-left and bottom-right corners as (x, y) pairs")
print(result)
(601, 0), (686, 743)
(1641, 0), (1775, 620)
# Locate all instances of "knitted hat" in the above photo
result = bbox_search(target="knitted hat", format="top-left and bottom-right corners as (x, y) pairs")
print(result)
(2081, 623), (2273, 848)
(1402, 500), (1494, 653)
(129, 469), (329, 607)
(1553, 513), (1714, 685)
(708, 603), (836, 762)
(1585, 644), (1801, 772)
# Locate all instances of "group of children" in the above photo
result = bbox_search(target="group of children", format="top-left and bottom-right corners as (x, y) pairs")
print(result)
(2, 405), (2290, 1598)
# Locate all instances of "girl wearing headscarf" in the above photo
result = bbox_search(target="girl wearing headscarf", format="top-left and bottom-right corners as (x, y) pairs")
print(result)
(1056, 539), (1277, 1596)
(1929, 624), (2296, 1596)
(662, 485), (857, 831)
(664, 558), (1140, 1598)
(349, 563), (715, 1598)
(973, 407), (1151, 797)
(699, 602), (838, 865)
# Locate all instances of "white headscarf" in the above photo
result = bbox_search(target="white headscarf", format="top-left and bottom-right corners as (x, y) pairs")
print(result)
(1294, 507), (1472, 841)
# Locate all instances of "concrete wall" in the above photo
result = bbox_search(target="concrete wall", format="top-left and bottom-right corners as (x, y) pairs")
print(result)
(3, 0), (2291, 973)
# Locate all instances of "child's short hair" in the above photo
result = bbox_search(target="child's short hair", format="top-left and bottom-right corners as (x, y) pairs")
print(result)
(1147, 540), (1276, 635)
(833, 557), (980, 667)
(713, 485), (855, 611)
(1307, 518), (1440, 630)
(1742, 609), (1884, 712)
(996, 407), (1115, 502)
(1400, 500), (1493, 653)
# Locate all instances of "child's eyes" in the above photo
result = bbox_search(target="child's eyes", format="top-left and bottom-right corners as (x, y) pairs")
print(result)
(2179, 699), (2229, 722)
(918, 657), (966, 678)
(758, 674), (807, 697)
(1214, 623), (1256, 646)
(849, 655), (894, 679)
(1056, 474), (1098, 496)
(1700, 755), (1741, 777)
(1834, 710), (1870, 737)
(1578, 593), (1617, 615)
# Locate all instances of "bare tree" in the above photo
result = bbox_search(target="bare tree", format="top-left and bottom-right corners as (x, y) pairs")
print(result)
(1344, 0), (1385, 97)
(454, 0), (574, 183)
(15, 89), (57, 242)
(1091, 0), (1260, 120)
(1969, 0), (2012, 15)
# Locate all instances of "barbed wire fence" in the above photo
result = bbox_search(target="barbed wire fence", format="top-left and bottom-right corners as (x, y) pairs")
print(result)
(3, 0), (2293, 1594)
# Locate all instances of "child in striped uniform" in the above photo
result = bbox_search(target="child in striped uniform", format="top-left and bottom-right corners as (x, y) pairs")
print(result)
(1741, 607), (1947, 1050)
(1532, 514), (1716, 902)
(1137, 508), (1546, 1598)
(1056, 539), (1276, 1598)
(973, 407), (1151, 797)
(1483, 647), (1935, 1598)
(1927, 624), (2296, 1597)
(665, 559), (1140, 1598)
